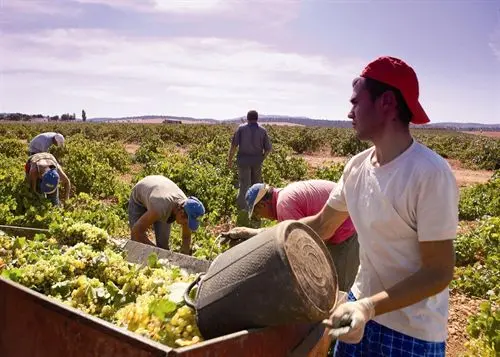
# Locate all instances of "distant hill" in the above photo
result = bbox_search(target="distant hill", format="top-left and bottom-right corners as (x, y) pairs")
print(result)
(2, 112), (499, 131)
(89, 114), (500, 131)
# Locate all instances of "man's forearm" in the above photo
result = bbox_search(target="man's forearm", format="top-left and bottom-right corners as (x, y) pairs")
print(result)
(298, 207), (347, 241)
(131, 228), (153, 246)
(181, 235), (191, 254)
(31, 180), (37, 193)
(228, 145), (236, 162)
(370, 267), (453, 317)
(64, 183), (71, 200)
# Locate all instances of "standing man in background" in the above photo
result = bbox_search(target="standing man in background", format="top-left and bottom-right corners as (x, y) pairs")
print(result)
(227, 110), (272, 226)
(28, 132), (65, 156)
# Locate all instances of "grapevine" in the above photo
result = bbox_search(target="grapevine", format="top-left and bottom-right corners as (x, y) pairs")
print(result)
(0, 122), (498, 354)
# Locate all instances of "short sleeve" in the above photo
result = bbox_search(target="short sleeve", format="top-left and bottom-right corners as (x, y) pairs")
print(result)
(416, 169), (459, 242)
(327, 167), (349, 212)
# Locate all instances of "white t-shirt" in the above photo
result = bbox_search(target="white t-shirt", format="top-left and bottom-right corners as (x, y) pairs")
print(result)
(327, 139), (458, 342)
(29, 132), (58, 154)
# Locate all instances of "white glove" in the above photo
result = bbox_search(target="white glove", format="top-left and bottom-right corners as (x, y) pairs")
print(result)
(322, 297), (375, 344)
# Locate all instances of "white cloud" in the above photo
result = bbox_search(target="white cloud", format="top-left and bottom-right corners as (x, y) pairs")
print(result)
(489, 18), (500, 62)
(0, 29), (363, 118)
(2, 0), (79, 15)
(73, 0), (235, 13)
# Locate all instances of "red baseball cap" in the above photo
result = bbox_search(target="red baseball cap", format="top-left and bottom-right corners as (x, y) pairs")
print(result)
(360, 56), (430, 124)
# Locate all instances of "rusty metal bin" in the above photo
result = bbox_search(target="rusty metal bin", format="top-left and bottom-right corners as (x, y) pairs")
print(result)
(0, 227), (343, 357)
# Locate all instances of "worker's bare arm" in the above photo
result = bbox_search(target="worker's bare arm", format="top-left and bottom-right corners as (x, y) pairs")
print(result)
(131, 210), (159, 246)
(227, 144), (237, 168)
(299, 203), (349, 241)
(28, 166), (39, 193)
(57, 167), (71, 200)
(371, 239), (455, 316)
(181, 224), (192, 255)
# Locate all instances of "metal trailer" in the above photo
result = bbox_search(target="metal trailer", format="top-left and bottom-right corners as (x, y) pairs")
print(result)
(0, 225), (337, 357)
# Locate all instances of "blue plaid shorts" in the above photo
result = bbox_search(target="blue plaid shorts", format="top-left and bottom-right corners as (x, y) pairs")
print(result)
(330, 292), (446, 357)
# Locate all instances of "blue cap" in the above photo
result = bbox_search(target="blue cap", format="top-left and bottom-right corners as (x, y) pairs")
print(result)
(245, 183), (269, 218)
(183, 196), (205, 231)
(40, 168), (59, 194)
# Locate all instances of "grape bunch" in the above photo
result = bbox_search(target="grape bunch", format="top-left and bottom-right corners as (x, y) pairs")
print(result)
(49, 221), (110, 250)
(115, 295), (202, 347)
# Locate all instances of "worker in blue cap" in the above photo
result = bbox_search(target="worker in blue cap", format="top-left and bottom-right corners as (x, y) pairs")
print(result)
(128, 175), (206, 255)
(25, 152), (71, 206)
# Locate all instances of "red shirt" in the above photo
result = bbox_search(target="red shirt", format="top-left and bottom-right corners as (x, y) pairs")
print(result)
(272, 180), (356, 245)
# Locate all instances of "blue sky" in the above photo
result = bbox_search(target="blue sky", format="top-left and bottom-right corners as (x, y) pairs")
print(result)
(1, 0), (499, 124)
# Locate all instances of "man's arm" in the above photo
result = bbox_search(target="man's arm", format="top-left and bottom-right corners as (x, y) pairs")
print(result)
(28, 166), (39, 193)
(263, 147), (271, 160)
(227, 144), (237, 168)
(131, 210), (158, 246)
(299, 203), (350, 241)
(228, 129), (239, 168)
(262, 131), (272, 160)
(180, 225), (192, 255)
(325, 168), (458, 343)
(371, 239), (455, 316)
(57, 167), (71, 201)
(325, 239), (455, 343)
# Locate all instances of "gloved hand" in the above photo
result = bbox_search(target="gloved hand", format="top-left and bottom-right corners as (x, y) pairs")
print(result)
(322, 297), (375, 344)
(219, 227), (263, 245)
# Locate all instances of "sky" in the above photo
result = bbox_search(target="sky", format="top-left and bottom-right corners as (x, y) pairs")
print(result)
(1, 0), (499, 124)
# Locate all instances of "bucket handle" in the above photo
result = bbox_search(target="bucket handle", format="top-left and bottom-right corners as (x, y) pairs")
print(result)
(183, 273), (204, 309)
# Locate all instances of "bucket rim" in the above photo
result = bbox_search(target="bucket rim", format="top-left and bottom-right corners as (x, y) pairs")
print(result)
(276, 220), (339, 316)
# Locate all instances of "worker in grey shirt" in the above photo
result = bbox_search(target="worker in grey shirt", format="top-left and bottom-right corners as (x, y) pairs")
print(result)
(28, 132), (65, 155)
(128, 175), (206, 255)
(227, 110), (272, 225)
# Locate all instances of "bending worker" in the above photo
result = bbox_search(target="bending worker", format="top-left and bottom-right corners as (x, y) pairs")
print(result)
(221, 180), (359, 292)
(128, 175), (206, 255)
(25, 152), (71, 206)
(28, 132), (65, 156)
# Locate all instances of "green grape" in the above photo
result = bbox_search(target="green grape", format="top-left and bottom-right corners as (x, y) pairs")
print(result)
(1, 231), (204, 349)
(49, 221), (109, 250)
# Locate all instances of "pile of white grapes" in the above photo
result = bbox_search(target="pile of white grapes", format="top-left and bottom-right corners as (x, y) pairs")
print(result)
(0, 221), (203, 348)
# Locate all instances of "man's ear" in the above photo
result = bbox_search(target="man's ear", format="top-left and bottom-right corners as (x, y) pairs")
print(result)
(177, 204), (186, 218)
(380, 91), (397, 110)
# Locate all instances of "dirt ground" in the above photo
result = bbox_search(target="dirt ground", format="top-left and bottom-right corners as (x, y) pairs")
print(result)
(462, 130), (500, 139)
(446, 292), (485, 356)
(124, 143), (140, 154)
(297, 153), (493, 187)
(446, 159), (494, 187)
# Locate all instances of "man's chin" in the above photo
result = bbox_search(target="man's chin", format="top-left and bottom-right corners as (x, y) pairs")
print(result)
(353, 128), (371, 141)
(353, 129), (365, 140)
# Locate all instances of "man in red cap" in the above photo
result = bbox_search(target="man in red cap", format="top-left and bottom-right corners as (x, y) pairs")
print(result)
(302, 56), (458, 356)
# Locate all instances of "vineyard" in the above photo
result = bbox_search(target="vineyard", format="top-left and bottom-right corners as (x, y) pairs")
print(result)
(0, 122), (498, 356)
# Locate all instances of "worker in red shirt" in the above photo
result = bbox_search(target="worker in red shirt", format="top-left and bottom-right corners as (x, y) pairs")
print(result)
(221, 180), (359, 292)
